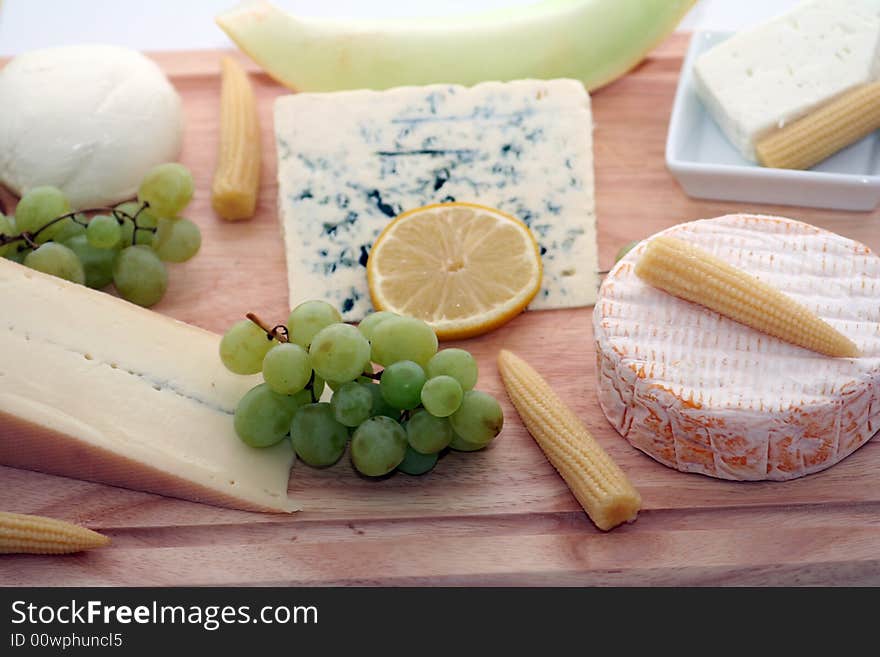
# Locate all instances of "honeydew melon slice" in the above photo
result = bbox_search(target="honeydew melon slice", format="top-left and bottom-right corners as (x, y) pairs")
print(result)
(216, 0), (695, 92)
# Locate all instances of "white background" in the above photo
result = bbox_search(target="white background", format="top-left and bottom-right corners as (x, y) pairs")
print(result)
(0, 0), (802, 55)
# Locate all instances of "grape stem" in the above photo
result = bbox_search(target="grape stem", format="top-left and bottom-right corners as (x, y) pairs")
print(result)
(242, 312), (391, 396)
(306, 370), (319, 403)
(245, 312), (289, 343)
(0, 201), (155, 252)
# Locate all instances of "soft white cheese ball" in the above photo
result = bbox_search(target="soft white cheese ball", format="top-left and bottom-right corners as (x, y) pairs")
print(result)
(0, 44), (183, 209)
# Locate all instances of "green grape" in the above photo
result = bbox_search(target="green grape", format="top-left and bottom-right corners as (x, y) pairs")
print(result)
(290, 388), (314, 407)
(86, 214), (121, 249)
(112, 245), (168, 307)
(114, 201), (141, 222)
(380, 360), (426, 410)
(350, 416), (407, 476)
(449, 390), (504, 447)
(290, 403), (349, 467)
(114, 201), (141, 217)
(64, 234), (117, 289)
(420, 375), (463, 418)
(234, 383), (303, 447)
(367, 381), (398, 419)
(309, 373), (326, 401)
(370, 316), (438, 367)
(137, 162), (194, 217)
(327, 363), (373, 392)
(262, 343), (311, 395)
(397, 446), (439, 476)
(328, 367), (374, 391)
(330, 382), (373, 427)
(405, 409), (452, 454)
(23, 242), (85, 284)
(6, 246), (30, 264)
(448, 432), (486, 452)
(40, 217), (80, 245)
(219, 319), (276, 375)
(115, 202), (158, 247)
(426, 348), (478, 391)
(615, 240), (639, 263)
(52, 216), (86, 244)
(357, 310), (398, 341)
(15, 186), (70, 242)
(287, 300), (342, 348)
(4, 216), (28, 264)
(152, 217), (201, 262)
(0, 213), (17, 257)
(351, 361), (376, 386)
(308, 323), (371, 383)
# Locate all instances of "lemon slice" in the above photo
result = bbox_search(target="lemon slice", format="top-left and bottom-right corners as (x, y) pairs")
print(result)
(367, 202), (542, 340)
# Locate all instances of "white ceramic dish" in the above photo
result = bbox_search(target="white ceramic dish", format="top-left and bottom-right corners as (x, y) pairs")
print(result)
(666, 30), (880, 212)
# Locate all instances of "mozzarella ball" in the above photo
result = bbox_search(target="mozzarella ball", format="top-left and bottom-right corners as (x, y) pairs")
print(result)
(0, 45), (183, 209)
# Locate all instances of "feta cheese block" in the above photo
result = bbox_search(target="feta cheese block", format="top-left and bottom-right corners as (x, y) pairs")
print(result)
(274, 79), (597, 321)
(594, 214), (880, 481)
(0, 259), (298, 512)
(694, 0), (880, 161)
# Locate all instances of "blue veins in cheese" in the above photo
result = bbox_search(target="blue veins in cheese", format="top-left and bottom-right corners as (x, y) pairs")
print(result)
(274, 79), (597, 321)
(694, 0), (880, 161)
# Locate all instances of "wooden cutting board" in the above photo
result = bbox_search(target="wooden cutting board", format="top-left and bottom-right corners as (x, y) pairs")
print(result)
(3, 33), (880, 586)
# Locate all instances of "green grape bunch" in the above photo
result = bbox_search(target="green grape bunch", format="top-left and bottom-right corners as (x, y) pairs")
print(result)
(0, 163), (201, 308)
(221, 304), (504, 478)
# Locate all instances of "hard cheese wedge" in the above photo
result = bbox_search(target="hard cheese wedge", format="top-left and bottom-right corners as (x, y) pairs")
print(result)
(595, 214), (880, 481)
(274, 79), (597, 321)
(0, 259), (298, 512)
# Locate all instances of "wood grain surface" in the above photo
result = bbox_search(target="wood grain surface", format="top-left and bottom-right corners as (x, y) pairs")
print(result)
(2, 33), (880, 586)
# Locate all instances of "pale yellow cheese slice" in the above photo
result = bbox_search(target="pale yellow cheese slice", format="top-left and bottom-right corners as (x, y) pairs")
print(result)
(0, 259), (298, 512)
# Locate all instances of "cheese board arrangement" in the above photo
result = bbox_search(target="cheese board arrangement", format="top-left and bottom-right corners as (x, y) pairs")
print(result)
(2, 0), (880, 586)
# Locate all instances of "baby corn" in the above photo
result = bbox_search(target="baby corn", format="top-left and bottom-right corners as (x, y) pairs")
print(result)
(635, 235), (860, 358)
(0, 511), (110, 554)
(756, 82), (880, 170)
(212, 56), (261, 221)
(497, 349), (641, 531)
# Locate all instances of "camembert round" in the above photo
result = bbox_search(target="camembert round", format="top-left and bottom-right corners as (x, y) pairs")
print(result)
(594, 214), (880, 481)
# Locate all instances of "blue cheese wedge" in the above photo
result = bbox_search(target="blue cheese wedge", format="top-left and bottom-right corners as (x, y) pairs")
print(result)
(274, 79), (597, 321)
(694, 0), (880, 161)
(0, 259), (298, 513)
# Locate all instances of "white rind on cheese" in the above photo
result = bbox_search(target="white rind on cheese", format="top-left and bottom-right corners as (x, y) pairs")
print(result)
(274, 79), (597, 321)
(0, 259), (298, 512)
(0, 44), (183, 208)
(694, 0), (880, 160)
(594, 214), (880, 481)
